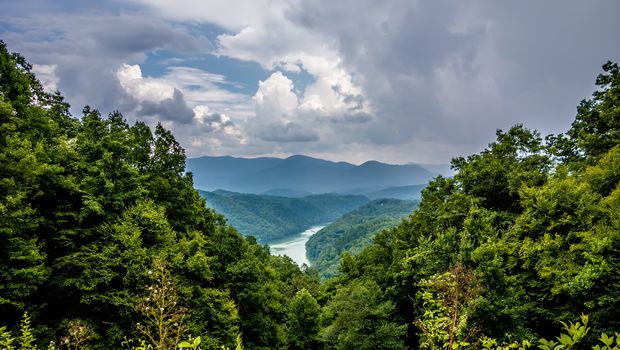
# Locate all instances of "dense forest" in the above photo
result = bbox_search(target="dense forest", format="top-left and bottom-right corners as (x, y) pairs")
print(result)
(322, 60), (620, 348)
(199, 190), (368, 242)
(1, 41), (620, 350)
(306, 198), (418, 279)
(0, 42), (322, 350)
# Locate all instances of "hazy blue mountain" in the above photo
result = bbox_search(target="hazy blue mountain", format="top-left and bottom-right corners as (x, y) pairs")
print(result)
(366, 184), (427, 200)
(188, 155), (282, 190)
(262, 188), (312, 197)
(187, 154), (439, 194)
(418, 163), (455, 177)
(306, 198), (418, 278)
(199, 190), (369, 242)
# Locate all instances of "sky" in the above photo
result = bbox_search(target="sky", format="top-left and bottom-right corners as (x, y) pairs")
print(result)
(1, 1), (619, 165)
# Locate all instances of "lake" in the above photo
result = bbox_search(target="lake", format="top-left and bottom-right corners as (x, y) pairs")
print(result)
(268, 225), (326, 266)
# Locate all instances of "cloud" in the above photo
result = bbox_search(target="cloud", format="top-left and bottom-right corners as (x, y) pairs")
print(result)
(257, 122), (319, 142)
(193, 105), (236, 133)
(173, 105), (246, 155)
(32, 64), (59, 92)
(115, 63), (252, 120)
(254, 71), (298, 120)
(0, 11), (212, 116)
(276, 0), (620, 161)
(248, 70), (372, 149)
(84, 15), (211, 55)
(213, 2), (376, 127)
(126, 0), (278, 31)
(114, 63), (247, 151)
(329, 112), (372, 124)
(117, 64), (195, 123)
(3, 0), (620, 164)
(117, 64), (174, 102)
(137, 88), (195, 124)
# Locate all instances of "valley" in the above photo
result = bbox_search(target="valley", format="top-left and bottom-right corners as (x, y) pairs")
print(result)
(198, 190), (369, 241)
(204, 196), (422, 273)
(192, 158), (436, 276)
(198, 190), (421, 277)
(269, 224), (327, 266)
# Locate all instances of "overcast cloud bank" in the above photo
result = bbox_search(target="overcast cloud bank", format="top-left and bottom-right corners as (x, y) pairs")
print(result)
(2, 0), (619, 164)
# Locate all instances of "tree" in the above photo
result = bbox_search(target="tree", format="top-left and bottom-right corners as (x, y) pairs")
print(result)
(415, 265), (481, 350)
(286, 289), (321, 350)
(549, 61), (620, 165)
(321, 280), (406, 350)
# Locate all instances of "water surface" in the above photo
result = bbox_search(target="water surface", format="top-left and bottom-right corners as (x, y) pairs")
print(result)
(269, 225), (326, 266)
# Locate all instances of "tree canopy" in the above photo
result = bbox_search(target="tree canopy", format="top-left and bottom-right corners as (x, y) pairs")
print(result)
(0, 41), (320, 349)
(325, 60), (620, 348)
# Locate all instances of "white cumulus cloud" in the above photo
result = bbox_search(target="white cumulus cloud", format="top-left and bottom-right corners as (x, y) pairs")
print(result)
(32, 64), (59, 92)
(254, 71), (299, 121)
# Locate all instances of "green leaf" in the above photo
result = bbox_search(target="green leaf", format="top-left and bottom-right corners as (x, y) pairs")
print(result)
(602, 333), (613, 346)
(558, 333), (572, 346)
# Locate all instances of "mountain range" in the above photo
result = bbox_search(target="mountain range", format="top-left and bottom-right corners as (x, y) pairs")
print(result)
(187, 155), (443, 196)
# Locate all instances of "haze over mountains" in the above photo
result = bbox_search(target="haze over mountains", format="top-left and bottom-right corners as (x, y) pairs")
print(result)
(187, 155), (444, 196)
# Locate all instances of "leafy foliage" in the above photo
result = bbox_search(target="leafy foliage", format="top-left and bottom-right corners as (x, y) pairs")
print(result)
(285, 289), (321, 350)
(321, 280), (406, 350)
(415, 265), (480, 350)
(0, 41), (319, 350)
(320, 59), (620, 348)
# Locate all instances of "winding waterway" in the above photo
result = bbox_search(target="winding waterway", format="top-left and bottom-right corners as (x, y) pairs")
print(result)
(268, 225), (326, 266)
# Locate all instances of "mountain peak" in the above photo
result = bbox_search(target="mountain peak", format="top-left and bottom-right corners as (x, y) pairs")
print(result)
(359, 160), (383, 167)
(187, 154), (437, 194)
(286, 154), (314, 160)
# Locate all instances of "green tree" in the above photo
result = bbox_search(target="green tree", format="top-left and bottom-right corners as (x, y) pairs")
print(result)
(321, 280), (405, 350)
(286, 289), (321, 350)
(561, 61), (620, 163)
(0, 42), (300, 349)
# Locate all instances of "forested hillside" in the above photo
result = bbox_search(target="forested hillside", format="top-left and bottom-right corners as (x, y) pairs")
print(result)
(1, 41), (620, 350)
(306, 198), (418, 279)
(321, 61), (620, 348)
(0, 42), (322, 350)
(200, 190), (369, 242)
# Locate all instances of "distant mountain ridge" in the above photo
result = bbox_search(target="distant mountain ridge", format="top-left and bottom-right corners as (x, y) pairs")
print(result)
(366, 184), (428, 200)
(187, 155), (442, 195)
(199, 190), (369, 242)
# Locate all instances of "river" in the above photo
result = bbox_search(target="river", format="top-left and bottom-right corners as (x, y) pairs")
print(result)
(268, 225), (326, 266)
